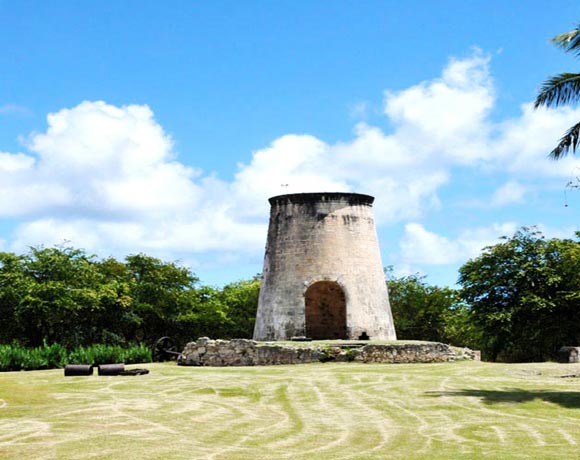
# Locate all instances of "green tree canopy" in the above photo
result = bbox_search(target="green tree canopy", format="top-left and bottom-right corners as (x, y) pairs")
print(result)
(458, 227), (580, 361)
(387, 268), (476, 348)
(0, 246), (261, 348)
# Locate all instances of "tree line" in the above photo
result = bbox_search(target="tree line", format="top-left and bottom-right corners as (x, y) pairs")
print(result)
(0, 246), (259, 349)
(391, 227), (580, 362)
(1, 226), (580, 362)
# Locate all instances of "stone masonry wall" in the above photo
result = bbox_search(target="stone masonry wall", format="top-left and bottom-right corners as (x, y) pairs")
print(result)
(178, 338), (479, 367)
(254, 193), (396, 341)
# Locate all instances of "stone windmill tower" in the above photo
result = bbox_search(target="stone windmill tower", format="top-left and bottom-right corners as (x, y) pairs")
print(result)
(253, 192), (396, 341)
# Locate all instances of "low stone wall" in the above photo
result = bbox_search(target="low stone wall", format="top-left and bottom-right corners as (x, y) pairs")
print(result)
(358, 343), (454, 363)
(178, 338), (479, 367)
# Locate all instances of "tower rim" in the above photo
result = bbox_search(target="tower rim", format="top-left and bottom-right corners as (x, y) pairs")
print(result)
(268, 192), (374, 206)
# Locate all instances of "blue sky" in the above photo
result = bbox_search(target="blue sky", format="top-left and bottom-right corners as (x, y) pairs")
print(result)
(2, 1), (580, 287)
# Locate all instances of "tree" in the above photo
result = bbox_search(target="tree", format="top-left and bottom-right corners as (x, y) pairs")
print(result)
(93, 257), (141, 344)
(218, 277), (260, 338)
(0, 247), (205, 348)
(174, 277), (260, 342)
(0, 246), (110, 347)
(535, 24), (580, 158)
(0, 244), (263, 348)
(386, 268), (476, 347)
(0, 252), (28, 343)
(124, 254), (200, 343)
(174, 285), (231, 343)
(458, 227), (580, 361)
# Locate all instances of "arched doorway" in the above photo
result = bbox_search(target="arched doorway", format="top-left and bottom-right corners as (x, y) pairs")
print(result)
(304, 281), (347, 339)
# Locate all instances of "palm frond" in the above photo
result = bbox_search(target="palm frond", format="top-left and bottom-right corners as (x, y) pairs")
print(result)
(549, 120), (580, 159)
(534, 73), (580, 108)
(551, 25), (580, 56)
(537, 25), (580, 160)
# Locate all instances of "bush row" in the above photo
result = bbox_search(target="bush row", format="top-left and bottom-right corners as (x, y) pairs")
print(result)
(0, 342), (152, 372)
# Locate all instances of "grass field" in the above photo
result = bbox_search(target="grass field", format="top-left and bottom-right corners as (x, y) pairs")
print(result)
(1, 361), (580, 460)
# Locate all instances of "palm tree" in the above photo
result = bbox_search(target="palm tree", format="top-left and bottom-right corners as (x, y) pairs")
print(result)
(535, 25), (580, 159)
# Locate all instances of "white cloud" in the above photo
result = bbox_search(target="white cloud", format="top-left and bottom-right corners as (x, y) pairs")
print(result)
(227, 50), (504, 226)
(230, 125), (450, 224)
(0, 104), (30, 115)
(493, 103), (580, 177)
(0, 101), (203, 219)
(3, 101), (265, 258)
(491, 181), (527, 206)
(231, 134), (349, 220)
(349, 101), (369, 119)
(400, 222), (518, 265)
(400, 224), (461, 265)
(0, 152), (34, 172)
(11, 216), (266, 256)
(383, 50), (494, 165)
(2, 49), (580, 274)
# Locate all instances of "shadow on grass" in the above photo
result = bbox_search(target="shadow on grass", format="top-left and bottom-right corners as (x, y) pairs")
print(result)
(427, 389), (580, 409)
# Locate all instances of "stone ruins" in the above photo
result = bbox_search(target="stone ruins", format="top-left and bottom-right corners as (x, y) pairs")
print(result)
(178, 338), (480, 367)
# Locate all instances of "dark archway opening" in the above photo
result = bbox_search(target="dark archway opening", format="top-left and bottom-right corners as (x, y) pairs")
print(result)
(304, 281), (347, 339)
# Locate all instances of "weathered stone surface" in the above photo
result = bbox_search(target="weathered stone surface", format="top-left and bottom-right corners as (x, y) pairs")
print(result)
(253, 193), (396, 341)
(178, 339), (479, 367)
(461, 348), (481, 361)
(355, 343), (455, 363)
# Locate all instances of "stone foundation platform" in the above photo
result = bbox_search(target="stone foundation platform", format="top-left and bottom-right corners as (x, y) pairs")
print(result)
(178, 338), (480, 367)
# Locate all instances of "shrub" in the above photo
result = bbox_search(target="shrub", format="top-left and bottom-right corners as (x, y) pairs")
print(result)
(41, 342), (68, 368)
(121, 343), (152, 364)
(0, 342), (67, 371)
(0, 343), (152, 371)
(0, 344), (28, 371)
(68, 344), (152, 366)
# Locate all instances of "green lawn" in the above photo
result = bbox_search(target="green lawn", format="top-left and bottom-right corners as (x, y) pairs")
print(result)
(1, 361), (579, 459)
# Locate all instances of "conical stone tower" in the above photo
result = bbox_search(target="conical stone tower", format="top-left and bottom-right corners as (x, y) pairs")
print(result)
(253, 192), (396, 341)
